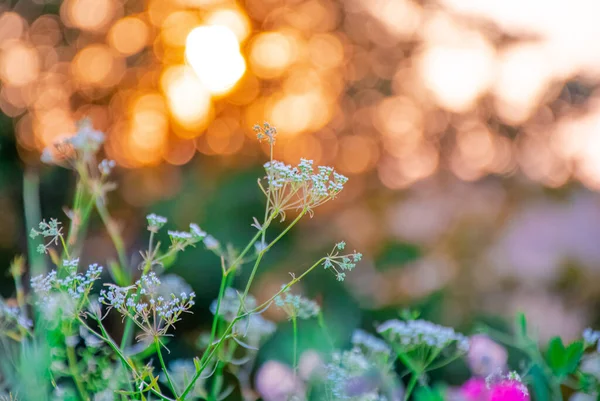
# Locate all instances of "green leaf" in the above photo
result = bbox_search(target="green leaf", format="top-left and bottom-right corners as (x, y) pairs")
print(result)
(529, 364), (551, 401)
(563, 341), (584, 375)
(515, 312), (528, 339)
(546, 336), (566, 374)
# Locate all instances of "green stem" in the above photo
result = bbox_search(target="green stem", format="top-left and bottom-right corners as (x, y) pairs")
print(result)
(241, 209), (306, 301)
(317, 311), (335, 349)
(181, 256), (326, 400)
(292, 316), (298, 375)
(155, 337), (178, 398)
(404, 372), (420, 401)
(79, 317), (175, 401)
(95, 198), (128, 274)
(23, 170), (45, 277)
(66, 342), (88, 401)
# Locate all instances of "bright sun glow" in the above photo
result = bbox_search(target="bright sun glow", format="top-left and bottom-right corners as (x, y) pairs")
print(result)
(161, 65), (212, 131)
(185, 25), (246, 96)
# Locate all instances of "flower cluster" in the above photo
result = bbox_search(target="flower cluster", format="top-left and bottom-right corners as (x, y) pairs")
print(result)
(30, 263), (103, 305)
(41, 119), (105, 166)
(254, 122), (277, 145)
(29, 218), (63, 254)
(260, 158), (349, 219)
(146, 213), (168, 232)
(351, 330), (392, 358)
(99, 272), (195, 340)
(376, 319), (469, 353)
(325, 348), (391, 401)
(323, 242), (362, 281)
(168, 223), (208, 251)
(275, 288), (320, 320)
(460, 372), (530, 401)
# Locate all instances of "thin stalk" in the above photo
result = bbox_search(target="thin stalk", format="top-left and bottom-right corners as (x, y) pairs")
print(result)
(23, 170), (45, 277)
(66, 343), (88, 401)
(79, 317), (175, 401)
(317, 311), (335, 349)
(95, 198), (128, 273)
(155, 337), (178, 398)
(182, 256), (326, 399)
(292, 316), (298, 375)
(404, 372), (420, 401)
(241, 209), (306, 301)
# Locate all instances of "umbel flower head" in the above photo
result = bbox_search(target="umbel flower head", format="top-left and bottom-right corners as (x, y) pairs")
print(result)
(99, 272), (195, 341)
(322, 242), (362, 282)
(274, 288), (320, 320)
(30, 262), (103, 306)
(377, 319), (469, 353)
(41, 118), (105, 166)
(259, 158), (349, 220)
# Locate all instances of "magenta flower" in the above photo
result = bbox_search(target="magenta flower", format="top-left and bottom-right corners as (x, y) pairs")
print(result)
(460, 377), (489, 401)
(489, 379), (530, 401)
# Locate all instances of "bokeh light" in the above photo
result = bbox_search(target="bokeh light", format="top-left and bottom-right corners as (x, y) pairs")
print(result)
(185, 25), (246, 95)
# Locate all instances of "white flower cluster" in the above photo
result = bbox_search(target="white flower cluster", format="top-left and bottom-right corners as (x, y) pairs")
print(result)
(210, 288), (275, 345)
(322, 242), (362, 282)
(31, 263), (103, 304)
(326, 348), (389, 401)
(0, 300), (32, 330)
(98, 159), (116, 176)
(377, 319), (469, 353)
(351, 330), (391, 357)
(41, 119), (105, 165)
(261, 158), (348, 217)
(583, 328), (600, 350)
(275, 289), (320, 320)
(167, 223), (209, 251)
(99, 272), (195, 339)
(146, 213), (168, 232)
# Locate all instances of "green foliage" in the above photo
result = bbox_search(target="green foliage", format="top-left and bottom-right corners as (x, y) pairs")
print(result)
(545, 337), (584, 377)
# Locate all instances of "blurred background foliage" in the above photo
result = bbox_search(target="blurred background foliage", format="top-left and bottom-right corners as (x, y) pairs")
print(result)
(1, 0), (600, 389)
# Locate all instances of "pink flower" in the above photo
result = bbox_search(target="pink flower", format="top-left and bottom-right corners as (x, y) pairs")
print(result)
(489, 380), (530, 401)
(460, 377), (490, 401)
(467, 335), (508, 377)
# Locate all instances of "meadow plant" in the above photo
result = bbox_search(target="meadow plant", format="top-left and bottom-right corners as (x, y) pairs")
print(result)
(1, 120), (600, 401)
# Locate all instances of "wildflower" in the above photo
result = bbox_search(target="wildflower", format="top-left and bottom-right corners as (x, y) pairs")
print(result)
(63, 258), (79, 272)
(31, 264), (103, 304)
(275, 288), (320, 320)
(459, 377), (489, 401)
(488, 372), (530, 401)
(351, 330), (392, 357)
(189, 223), (207, 239)
(467, 335), (508, 377)
(254, 122), (277, 145)
(146, 213), (167, 232)
(260, 158), (349, 219)
(156, 274), (193, 301)
(99, 272), (195, 340)
(98, 159), (116, 176)
(40, 118), (105, 166)
(203, 235), (220, 250)
(30, 218), (63, 254)
(322, 244), (362, 282)
(377, 319), (470, 353)
(325, 348), (391, 401)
